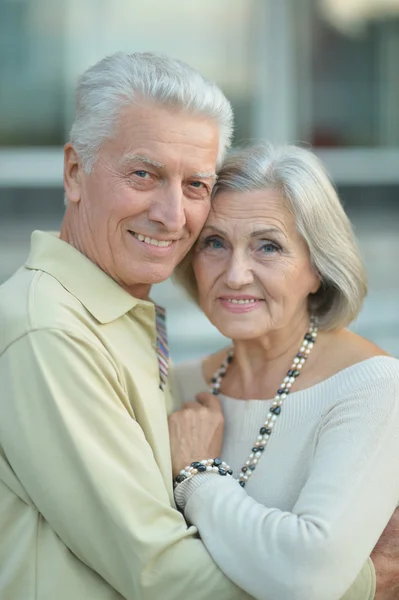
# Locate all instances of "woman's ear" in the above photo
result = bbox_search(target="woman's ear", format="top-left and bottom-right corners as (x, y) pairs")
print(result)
(64, 143), (82, 204)
(311, 275), (321, 295)
(309, 264), (322, 295)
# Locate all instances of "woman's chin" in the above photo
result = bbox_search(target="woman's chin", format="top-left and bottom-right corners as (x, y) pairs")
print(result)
(211, 319), (264, 341)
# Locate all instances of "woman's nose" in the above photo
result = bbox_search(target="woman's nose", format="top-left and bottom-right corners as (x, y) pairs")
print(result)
(225, 253), (254, 289)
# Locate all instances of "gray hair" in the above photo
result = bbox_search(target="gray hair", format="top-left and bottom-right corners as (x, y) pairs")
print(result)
(174, 144), (367, 331)
(69, 51), (234, 172)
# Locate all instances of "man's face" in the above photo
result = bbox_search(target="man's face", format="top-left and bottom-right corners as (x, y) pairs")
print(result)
(64, 103), (219, 299)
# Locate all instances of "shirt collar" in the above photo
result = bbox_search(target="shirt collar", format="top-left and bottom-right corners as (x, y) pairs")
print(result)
(25, 231), (155, 324)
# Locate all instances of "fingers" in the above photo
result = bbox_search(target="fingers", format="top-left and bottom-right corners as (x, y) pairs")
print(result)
(174, 393), (222, 416)
(195, 392), (222, 412)
(181, 401), (202, 411)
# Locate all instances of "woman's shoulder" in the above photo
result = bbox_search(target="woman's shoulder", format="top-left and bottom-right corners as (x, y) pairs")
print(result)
(314, 330), (399, 406)
(172, 347), (231, 403)
(299, 329), (399, 407)
(175, 347), (231, 384)
(315, 328), (396, 379)
(339, 329), (391, 360)
(172, 357), (206, 404)
(333, 355), (399, 390)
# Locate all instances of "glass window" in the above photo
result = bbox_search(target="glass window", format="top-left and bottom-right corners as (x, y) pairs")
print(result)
(0, 0), (256, 147)
(0, 0), (65, 145)
(293, 0), (399, 147)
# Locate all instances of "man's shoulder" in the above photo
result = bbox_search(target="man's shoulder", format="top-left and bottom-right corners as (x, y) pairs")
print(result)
(0, 266), (95, 353)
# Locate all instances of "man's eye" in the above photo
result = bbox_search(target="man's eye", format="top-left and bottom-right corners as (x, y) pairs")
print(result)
(134, 170), (149, 178)
(190, 181), (205, 189)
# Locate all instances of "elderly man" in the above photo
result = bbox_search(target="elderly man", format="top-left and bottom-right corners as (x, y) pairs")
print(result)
(0, 51), (396, 600)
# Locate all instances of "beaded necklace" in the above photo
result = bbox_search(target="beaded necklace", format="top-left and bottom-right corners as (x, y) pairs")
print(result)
(209, 318), (318, 487)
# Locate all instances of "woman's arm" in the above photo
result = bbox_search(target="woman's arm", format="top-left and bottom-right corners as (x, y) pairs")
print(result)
(173, 376), (399, 600)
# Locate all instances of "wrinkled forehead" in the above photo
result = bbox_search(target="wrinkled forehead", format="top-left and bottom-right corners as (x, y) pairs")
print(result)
(111, 102), (221, 161)
(207, 187), (294, 231)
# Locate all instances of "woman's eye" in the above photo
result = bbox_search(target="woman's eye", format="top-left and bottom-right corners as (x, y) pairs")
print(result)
(259, 242), (279, 254)
(203, 236), (224, 249)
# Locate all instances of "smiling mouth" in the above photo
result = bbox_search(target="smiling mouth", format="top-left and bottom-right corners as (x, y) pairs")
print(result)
(129, 231), (174, 248)
(223, 298), (262, 305)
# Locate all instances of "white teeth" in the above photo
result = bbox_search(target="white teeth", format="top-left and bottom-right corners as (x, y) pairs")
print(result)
(133, 233), (173, 247)
(227, 298), (257, 304)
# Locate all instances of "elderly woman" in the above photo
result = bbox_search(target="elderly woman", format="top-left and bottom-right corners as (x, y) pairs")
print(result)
(168, 144), (399, 600)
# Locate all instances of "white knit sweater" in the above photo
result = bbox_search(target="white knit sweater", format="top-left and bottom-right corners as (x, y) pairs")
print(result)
(173, 356), (399, 600)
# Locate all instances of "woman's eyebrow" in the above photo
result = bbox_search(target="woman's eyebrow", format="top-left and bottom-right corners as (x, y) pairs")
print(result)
(201, 225), (227, 236)
(201, 226), (287, 239)
(251, 227), (286, 239)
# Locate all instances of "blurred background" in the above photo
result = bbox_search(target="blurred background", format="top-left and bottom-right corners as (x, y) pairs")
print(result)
(1, 0), (398, 361)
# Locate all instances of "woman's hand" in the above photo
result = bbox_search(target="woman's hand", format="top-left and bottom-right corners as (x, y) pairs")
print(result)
(168, 392), (225, 479)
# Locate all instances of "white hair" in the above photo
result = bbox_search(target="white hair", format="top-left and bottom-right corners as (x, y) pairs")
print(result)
(175, 144), (367, 330)
(69, 51), (234, 172)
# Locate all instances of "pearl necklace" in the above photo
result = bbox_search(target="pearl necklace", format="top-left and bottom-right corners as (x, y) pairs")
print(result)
(210, 318), (318, 487)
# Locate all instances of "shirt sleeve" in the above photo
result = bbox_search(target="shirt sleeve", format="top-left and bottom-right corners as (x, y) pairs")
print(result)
(175, 376), (399, 600)
(0, 328), (252, 600)
(341, 560), (376, 600)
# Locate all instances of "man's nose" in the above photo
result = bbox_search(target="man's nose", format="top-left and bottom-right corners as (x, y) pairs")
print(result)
(149, 184), (186, 233)
(225, 252), (254, 289)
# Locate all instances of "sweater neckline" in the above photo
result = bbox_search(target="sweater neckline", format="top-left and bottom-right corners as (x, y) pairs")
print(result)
(201, 355), (397, 404)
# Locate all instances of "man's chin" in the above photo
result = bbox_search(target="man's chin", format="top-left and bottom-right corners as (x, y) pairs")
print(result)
(136, 266), (176, 285)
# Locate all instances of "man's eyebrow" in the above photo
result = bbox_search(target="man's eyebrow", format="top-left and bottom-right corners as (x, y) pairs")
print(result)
(192, 171), (217, 181)
(120, 155), (216, 180)
(120, 153), (165, 169)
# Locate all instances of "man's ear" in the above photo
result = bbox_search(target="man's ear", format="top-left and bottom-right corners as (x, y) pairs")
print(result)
(64, 143), (83, 204)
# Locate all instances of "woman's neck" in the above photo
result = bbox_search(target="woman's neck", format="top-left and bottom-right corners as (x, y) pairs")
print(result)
(227, 316), (315, 400)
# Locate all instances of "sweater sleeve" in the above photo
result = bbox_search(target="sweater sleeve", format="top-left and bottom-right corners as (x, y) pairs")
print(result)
(175, 375), (399, 600)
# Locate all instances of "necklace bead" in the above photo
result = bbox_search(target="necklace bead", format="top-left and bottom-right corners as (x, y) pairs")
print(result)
(209, 318), (318, 487)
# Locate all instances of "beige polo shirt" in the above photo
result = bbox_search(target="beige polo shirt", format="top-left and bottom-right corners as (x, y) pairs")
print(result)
(0, 231), (251, 600)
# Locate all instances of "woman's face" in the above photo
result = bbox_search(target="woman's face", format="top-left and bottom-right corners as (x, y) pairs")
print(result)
(193, 187), (320, 340)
